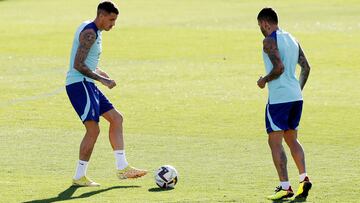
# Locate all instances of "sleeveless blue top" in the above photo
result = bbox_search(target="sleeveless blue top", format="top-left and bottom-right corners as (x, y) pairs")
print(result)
(262, 29), (302, 104)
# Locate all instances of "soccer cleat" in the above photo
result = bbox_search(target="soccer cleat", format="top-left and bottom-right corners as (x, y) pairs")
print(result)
(72, 176), (100, 187)
(293, 177), (312, 200)
(266, 186), (294, 200)
(117, 165), (147, 179)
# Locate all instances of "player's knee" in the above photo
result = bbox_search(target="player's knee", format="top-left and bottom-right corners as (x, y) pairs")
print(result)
(86, 125), (100, 136)
(111, 111), (123, 125)
(284, 138), (292, 146)
(284, 137), (297, 146)
(286, 139), (302, 151)
(268, 139), (282, 149)
(84, 121), (100, 135)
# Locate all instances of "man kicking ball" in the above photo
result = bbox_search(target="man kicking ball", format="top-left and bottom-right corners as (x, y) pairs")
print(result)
(65, 1), (147, 186)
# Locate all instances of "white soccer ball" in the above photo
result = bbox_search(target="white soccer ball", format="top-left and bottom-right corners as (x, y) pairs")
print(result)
(154, 165), (178, 189)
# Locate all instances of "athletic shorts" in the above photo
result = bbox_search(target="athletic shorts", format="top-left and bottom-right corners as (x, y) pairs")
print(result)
(66, 80), (114, 123)
(265, 100), (303, 133)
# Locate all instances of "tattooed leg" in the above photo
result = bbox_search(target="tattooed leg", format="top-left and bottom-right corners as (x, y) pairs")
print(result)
(268, 131), (289, 181)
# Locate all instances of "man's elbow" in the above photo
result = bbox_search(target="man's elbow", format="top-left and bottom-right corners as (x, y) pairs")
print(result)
(274, 65), (284, 76)
(74, 63), (84, 72)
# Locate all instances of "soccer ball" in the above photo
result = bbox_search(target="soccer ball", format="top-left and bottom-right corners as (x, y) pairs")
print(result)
(155, 165), (178, 189)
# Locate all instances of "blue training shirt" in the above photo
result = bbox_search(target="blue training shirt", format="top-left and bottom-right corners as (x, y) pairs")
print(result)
(262, 29), (302, 104)
(66, 21), (102, 85)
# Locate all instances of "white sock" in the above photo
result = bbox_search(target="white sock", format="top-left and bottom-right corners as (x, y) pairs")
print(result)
(280, 181), (290, 190)
(299, 173), (308, 182)
(73, 160), (88, 180)
(114, 150), (128, 170)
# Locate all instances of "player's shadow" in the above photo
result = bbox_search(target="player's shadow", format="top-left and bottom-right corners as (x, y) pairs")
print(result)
(272, 198), (307, 203)
(23, 185), (140, 203)
(288, 198), (307, 202)
(148, 187), (174, 192)
(272, 200), (292, 203)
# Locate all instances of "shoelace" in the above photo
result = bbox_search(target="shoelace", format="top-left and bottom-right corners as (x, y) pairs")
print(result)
(274, 186), (283, 192)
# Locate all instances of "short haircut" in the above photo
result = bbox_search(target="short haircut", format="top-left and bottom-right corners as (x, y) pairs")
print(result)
(97, 1), (119, 15)
(257, 7), (278, 24)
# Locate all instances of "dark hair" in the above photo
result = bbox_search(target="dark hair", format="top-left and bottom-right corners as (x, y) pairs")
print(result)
(97, 1), (119, 15)
(257, 7), (278, 24)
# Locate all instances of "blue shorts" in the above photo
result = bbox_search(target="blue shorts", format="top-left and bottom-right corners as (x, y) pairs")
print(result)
(66, 80), (114, 123)
(265, 100), (303, 133)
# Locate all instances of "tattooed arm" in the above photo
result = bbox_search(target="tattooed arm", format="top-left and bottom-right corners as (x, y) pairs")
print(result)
(298, 44), (311, 90)
(257, 37), (284, 89)
(74, 29), (116, 89)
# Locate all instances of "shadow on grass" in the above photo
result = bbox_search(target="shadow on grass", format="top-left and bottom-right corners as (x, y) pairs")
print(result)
(288, 197), (307, 202)
(148, 187), (175, 192)
(271, 197), (307, 203)
(23, 185), (140, 203)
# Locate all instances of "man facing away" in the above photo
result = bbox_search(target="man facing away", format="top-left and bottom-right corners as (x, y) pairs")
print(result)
(65, 1), (147, 187)
(256, 7), (312, 200)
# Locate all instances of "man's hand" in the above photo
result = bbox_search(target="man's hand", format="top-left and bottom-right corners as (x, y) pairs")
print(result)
(257, 76), (266, 89)
(100, 78), (116, 89)
(96, 68), (115, 89)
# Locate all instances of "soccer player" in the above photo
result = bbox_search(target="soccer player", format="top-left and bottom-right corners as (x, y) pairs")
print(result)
(65, 1), (147, 187)
(256, 8), (312, 200)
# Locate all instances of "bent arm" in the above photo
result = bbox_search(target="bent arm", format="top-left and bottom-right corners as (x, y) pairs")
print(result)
(298, 44), (311, 90)
(262, 37), (284, 83)
(74, 29), (107, 82)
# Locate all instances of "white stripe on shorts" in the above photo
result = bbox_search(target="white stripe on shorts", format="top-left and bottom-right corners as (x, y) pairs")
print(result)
(80, 82), (91, 121)
(266, 103), (282, 131)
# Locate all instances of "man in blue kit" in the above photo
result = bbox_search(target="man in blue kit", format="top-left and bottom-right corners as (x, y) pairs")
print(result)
(256, 8), (312, 200)
(66, 1), (147, 186)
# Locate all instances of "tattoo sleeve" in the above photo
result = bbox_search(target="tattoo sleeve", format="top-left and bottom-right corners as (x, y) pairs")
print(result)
(298, 44), (311, 90)
(263, 37), (284, 83)
(74, 29), (104, 82)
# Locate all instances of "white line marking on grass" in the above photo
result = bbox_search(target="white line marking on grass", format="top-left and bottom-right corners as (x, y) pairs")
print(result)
(0, 87), (65, 108)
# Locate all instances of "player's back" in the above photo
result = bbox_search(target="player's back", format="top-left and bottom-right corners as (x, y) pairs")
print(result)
(262, 29), (302, 104)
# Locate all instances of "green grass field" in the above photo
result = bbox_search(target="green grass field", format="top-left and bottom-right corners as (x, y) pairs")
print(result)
(1, 0), (360, 202)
